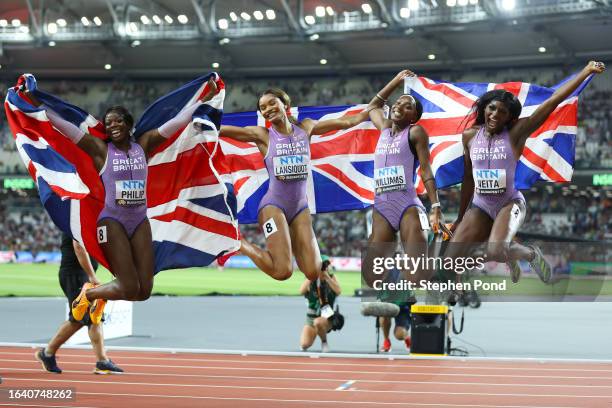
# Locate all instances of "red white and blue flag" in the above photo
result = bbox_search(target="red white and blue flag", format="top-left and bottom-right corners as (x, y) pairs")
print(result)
(5, 73), (240, 273)
(221, 73), (591, 224)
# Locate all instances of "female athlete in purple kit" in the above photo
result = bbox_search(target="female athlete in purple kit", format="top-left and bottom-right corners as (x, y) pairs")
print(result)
(448, 61), (605, 283)
(25, 77), (219, 323)
(221, 89), (370, 281)
(361, 70), (445, 287)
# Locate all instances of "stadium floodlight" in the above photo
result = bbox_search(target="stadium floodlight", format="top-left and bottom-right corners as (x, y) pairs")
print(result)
(538, 46), (546, 53)
(218, 19), (229, 29)
(131, 40), (141, 47)
(253, 10), (264, 20)
(11, 19), (21, 27)
(212, 62), (220, 69)
(501, 0), (516, 11)
(320, 58), (328, 65)
(140, 15), (150, 25)
(128, 22), (138, 33)
(229, 12), (238, 22)
(266, 9), (276, 20)
(81, 17), (90, 26)
(164, 15), (173, 24)
(446, 0), (457, 6)
(0, 19), (7, 27)
(47, 23), (58, 34)
(315, 6), (326, 17)
(458, 0), (468, 5)
(57, 18), (67, 27)
(240, 12), (251, 21)
(104, 64), (112, 70)
(152, 15), (161, 24)
(219, 37), (231, 45)
(469, 0), (478, 4)
(362, 3), (373, 14)
(428, 53), (436, 60)
(177, 14), (188, 24)
(48, 41), (56, 46)
(93, 16), (102, 26)
(21, 26), (29, 33)
(400, 7), (410, 17)
(309, 33), (320, 41)
(408, 0), (420, 11)
(305, 15), (316, 24)
(326, 6), (334, 15)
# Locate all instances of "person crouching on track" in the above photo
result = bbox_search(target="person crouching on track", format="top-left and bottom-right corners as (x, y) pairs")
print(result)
(299, 256), (343, 353)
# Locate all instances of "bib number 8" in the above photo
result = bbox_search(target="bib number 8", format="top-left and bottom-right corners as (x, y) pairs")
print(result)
(263, 218), (278, 238)
(97, 226), (108, 243)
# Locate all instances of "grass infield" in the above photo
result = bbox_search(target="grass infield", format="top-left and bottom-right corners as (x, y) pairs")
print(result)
(0, 263), (609, 298)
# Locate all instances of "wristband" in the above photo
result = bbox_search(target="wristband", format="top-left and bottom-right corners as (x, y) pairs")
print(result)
(375, 94), (387, 103)
(431, 202), (441, 209)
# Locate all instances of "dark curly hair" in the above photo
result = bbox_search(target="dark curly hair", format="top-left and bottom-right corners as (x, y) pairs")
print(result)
(104, 105), (134, 129)
(468, 89), (522, 130)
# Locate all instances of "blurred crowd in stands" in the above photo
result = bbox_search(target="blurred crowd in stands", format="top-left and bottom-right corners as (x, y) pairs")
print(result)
(0, 196), (62, 254)
(0, 66), (610, 254)
(1, 185), (608, 256)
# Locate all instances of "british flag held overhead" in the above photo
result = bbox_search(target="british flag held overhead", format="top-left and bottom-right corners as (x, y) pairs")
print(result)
(221, 73), (592, 224)
(411, 73), (593, 193)
(5, 73), (240, 273)
(219, 105), (380, 224)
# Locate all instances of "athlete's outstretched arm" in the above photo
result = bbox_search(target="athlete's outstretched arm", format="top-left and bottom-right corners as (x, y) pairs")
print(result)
(412, 125), (444, 229)
(23, 89), (107, 171)
(304, 109), (371, 137)
(367, 69), (415, 130)
(219, 125), (268, 144)
(139, 78), (219, 156)
(512, 61), (605, 145)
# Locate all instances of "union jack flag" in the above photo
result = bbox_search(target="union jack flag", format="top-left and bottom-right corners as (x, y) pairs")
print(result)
(220, 105), (379, 224)
(222, 73), (591, 224)
(5, 73), (240, 273)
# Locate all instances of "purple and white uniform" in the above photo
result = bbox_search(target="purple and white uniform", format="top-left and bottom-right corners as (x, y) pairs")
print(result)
(258, 124), (310, 224)
(373, 126), (424, 231)
(468, 126), (525, 220)
(98, 142), (148, 237)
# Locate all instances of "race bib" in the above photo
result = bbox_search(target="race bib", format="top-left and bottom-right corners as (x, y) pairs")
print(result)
(115, 180), (146, 206)
(273, 155), (309, 181)
(321, 304), (334, 319)
(374, 165), (406, 194)
(473, 169), (506, 195)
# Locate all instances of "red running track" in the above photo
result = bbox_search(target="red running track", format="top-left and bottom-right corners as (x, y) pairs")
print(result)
(1, 346), (612, 407)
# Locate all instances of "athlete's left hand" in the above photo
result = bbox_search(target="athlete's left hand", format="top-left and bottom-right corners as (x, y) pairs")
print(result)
(429, 207), (444, 233)
(200, 77), (218, 102)
(585, 61), (605, 74)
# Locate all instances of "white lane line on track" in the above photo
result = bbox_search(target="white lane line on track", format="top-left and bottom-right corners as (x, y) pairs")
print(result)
(3, 359), (612, 381)
(2, 367), (611, 389)
(3, 377), (612, 399)
(336, 380), (356, 391)
(2, 351), (611, 373)
(4, 392), (583, 408)
(3, 342), (612, 364)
